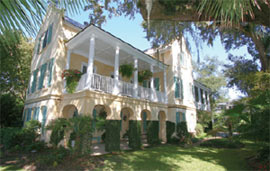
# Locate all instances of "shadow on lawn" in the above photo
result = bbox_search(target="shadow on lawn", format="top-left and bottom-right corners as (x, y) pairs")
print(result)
(101, 144), (253, 170)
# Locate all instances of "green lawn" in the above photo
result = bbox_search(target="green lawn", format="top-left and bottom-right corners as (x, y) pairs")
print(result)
(100, 143), (256, 171)
(0, 141), (258, 171)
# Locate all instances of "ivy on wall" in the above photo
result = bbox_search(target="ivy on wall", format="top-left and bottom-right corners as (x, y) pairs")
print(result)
(128, 120), (141, 149)
(105, 120), (121, 152)
(147, 121), (160, 145)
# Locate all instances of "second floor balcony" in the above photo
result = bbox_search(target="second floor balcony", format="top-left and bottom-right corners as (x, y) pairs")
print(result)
(63, 25), (168, 104)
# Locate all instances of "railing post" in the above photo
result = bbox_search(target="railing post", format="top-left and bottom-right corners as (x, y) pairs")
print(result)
(86, 35), (95, 89)
(113, 46), (120, 95)
(133, 57), (138, 98)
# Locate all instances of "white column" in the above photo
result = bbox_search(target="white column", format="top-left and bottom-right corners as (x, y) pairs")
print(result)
(66, 49), (71, 70)
(163, 68), (168, 103)
(86, 35), (95, 89)
(150, 64), (154, 101)
(133, 57), (138, 98)
(113, 46), (120, 94)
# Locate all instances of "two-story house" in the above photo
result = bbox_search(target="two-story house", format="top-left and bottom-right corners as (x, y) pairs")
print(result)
(23, 6), (210, 143)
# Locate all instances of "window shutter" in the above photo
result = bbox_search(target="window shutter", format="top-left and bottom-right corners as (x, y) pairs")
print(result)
(38, 63), (47, 90)
(48, 58), (54, 87)
(192, 85), (195, 97)
(36, 37), (41, 54)
(154, 78), (160, 91)
(35, 107), (40, 120)
(176, 112), (180, 124)
(26, 108), (32, 122)
(47, 23), (53, 44)
(174, 77), (180, 98)
(182, 112), (186, 122)
(42, 31), (48, 49)
(180, 78), (184, 99)
(31, 69), (39, 93)
(92, 109), (97, 129)
(143, 80), (147, 88)
(41, 106), (47, 134)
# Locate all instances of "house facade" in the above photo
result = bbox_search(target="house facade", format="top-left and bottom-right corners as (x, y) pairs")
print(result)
(23, 7), (211, 143)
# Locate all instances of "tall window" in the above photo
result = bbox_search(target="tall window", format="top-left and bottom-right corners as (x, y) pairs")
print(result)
(174, 77), (183, 99)
(36, 23), (53, 54)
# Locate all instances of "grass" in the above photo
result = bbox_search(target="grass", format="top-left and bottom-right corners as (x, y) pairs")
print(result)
(0, 140), (260, 171)
(99, 144), (255, 171)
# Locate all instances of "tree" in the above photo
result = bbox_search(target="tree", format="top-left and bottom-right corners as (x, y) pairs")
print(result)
(138, 0), (270, 27)
(0, 31), (33, 102)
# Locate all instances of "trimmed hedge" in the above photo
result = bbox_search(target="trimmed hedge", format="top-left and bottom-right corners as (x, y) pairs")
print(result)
(105, 120), (120, 152)
(166, 121), (175, 143)
(200, 138), (245, 148)
(128, 120), (141, 149)
(147, 121), (160, 145)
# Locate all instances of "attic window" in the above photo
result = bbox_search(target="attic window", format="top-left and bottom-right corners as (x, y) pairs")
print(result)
(36, 23), (53, 54)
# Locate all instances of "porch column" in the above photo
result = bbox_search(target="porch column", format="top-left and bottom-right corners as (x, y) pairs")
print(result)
(133, 57), (138, 98)
(113, 46), (120, 95)
(150, 64), (154, 101)
(163, 68), (168, 103)
(86, 35), (95, 89)
(66, 49), (71, 70)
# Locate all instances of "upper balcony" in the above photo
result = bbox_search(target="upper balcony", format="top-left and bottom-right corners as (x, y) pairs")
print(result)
(64, 25), (168, 103)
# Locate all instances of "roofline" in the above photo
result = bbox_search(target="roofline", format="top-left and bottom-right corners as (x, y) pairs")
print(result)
(66, 24), (169, 68)
(194, 80), (211, 92)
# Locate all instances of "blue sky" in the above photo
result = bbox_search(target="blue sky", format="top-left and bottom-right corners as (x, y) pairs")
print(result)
(68, 11), (248, 100)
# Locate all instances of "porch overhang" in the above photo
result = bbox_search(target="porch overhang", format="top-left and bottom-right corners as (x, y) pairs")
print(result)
(66, 24), (168, 70)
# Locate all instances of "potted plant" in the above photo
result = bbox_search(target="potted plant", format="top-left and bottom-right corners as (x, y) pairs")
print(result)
(138, 70), (153, 83)
(62, 69), (82, 93)
(119, 63), (134, 79)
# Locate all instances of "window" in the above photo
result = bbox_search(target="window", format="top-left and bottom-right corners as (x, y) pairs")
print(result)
(48, 58), (54, 87)
(31, 69), (39, 93)
(36, 23), (53, 54)
(195, 86), (199, 102)
(154, 78), (160, 91)
(41, 106), (47, 134)
(38, 63), (47, 90)
(174, 77), (183, 99)
(81, 62), (97, 74)
(200, 89), (204, 104)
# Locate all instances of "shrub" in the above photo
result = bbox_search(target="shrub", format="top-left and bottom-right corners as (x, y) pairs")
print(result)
(46, 118), (69, 148)
(176, 122), (192, 145)
(38, 146), (70, 167)
(147, 121), (160, 145)
(0, 120), (43, 151)
(128, 120), (141, 150)
(195, 123), (204, 137)
(200, 138), (245, 148)
(166, 121), (175, 143)
(105, 120), (120, 152)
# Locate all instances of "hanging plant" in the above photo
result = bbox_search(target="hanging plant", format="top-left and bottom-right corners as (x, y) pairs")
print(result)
(119, 63), (134, 79)
(138, 70), (153, 83)
(62, 69), (83, 93)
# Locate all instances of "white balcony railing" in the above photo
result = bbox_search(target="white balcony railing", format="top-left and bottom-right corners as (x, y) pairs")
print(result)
(65, 73), (167, 103)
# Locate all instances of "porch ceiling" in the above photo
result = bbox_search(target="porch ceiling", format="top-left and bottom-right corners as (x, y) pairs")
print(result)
(73, 37), (162, 72)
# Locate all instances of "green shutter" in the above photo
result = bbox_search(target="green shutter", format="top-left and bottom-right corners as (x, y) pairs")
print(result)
(42, 106), (47, 134)
(176, 112), (180, 124)
(38, 63), (47, 90)
(47, 23), (53, 44)
(154, 78), (160, 91)
(36, 107), (40, 120)
(26, 108), (32, 122)
(31, 69), (39, 93)
(143, 80), (147, 88)
(48, 58), (54, 87)
(180, 78), (184, 99)
(174, 77), (180, 98)
(36, 37), (41, 54)
(182, 112), (186, 122)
